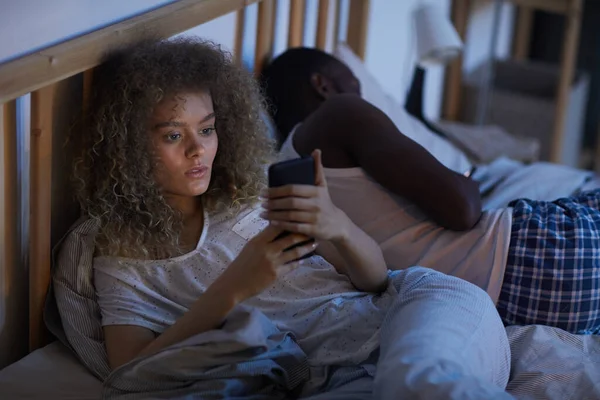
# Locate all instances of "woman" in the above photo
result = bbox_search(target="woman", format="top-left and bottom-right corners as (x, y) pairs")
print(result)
(265, 48), (600, 335)
(71, 38), (511, 398)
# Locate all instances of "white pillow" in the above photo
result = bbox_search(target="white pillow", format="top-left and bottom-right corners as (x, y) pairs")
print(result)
(334, 43), (472, 174)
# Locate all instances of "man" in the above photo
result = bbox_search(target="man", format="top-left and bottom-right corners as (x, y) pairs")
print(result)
(261, 47), (481, 231)
(261, 47), (600, 335)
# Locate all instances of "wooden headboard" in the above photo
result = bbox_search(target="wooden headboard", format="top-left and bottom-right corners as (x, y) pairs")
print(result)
(0, 0), (371, 367)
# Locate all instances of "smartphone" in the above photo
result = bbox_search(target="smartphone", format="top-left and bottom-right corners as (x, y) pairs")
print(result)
(268, 156), (316, 260)
(268, 156), (316, 188)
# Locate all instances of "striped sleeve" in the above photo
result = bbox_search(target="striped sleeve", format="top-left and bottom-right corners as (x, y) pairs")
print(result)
(50, 218), (111, 380)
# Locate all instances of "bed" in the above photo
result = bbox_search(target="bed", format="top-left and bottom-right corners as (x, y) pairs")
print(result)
(0, 0), (599, 399)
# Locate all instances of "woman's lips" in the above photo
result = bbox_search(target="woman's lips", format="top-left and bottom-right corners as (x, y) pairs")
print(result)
(185, 165), (208, 179)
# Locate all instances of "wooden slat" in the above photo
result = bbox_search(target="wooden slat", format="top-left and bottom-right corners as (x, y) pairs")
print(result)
(550, 0), (583, 163)
(0, 0), (261, 104)
(513, 6), (534, 60)
(443, 0), (471, 121)
(0, 102), (18, 302)
(333, 0), (343, 45)
(254, 0), (276, 74)
(29, 84), (57, 351)
(316, 0), (331, 50)
(234, 7), (247, 64)
(288, 0), (306, 47)
(0, 100), (26, 367)
(346, 0), (370, 60)
(508, 0), (569, 14)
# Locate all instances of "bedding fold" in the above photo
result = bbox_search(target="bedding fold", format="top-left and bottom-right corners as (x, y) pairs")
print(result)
(102, 307), (310, 400)
(506, 325), (600, 400)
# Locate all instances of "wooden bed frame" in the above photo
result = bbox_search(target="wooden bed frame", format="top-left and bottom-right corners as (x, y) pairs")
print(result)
(0, 0), (372, 366)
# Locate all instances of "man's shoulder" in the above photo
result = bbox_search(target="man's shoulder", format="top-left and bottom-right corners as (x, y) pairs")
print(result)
(298, 94), (372, 140)
(320, 94), (372, 116)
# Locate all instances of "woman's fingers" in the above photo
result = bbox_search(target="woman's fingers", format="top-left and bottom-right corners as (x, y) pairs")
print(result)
(279, 241), (318, 265)
(270, 221), (313, 236)
(312, 149), (328, 188)
(271, 232), (311, 252)
(263, 196), (315, 211)
(262, 210), (316, 224)
(265, 184), (318, 200)
(254, 224), (288, 244)
(276, 261), (301, 276)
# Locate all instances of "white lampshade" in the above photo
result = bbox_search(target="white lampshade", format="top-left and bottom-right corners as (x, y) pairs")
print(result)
(414, 4), (463, 67)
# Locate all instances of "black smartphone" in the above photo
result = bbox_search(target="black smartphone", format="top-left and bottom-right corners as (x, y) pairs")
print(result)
(268, 156), (316, 188)
(268, 156), (316, 260)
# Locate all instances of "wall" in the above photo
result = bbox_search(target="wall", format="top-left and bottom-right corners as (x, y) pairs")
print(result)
(0, 0), (516, 118)
(0, 0), (178, 64)
(364, 0), (515, 121)
(463, 0), (515, 73)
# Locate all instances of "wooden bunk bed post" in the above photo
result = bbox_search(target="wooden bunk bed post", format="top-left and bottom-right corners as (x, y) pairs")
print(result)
(443, 0), (471, 121)
(316, 0), (331, 50)
(0, 102), (18, 307)
(346, 0), (370, 60)
(333, 0), (343, 45)
(512, 6), (534, 60)
(254, 0), (277, 74)
(288, 0), (306, 48)
(550, 0), (583, 163)
(0, 100), (27, 366)
(234, 7), (247, 64)
(29, 84), (57, 351)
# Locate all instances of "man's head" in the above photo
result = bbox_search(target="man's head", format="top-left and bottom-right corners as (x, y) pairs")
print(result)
(261, 47), (360, 145)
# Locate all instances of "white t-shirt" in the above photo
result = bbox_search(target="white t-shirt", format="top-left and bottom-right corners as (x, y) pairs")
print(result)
(94, 205), (399, 367)
(279, 127), (513, 303)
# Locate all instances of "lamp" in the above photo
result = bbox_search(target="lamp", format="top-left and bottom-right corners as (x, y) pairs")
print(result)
(405, 4), (463, 137)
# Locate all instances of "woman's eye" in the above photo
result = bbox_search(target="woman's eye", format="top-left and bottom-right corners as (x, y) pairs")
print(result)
(200, 127), (215, 136)
(165, 132), (181, 142)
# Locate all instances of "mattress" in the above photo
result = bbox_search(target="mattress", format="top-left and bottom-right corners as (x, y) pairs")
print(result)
(0, 341), (102, 399)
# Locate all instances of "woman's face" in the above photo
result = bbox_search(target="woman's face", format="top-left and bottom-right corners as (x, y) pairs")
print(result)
(149, 91), (218, 201)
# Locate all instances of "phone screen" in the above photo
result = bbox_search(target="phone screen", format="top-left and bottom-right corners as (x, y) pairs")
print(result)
(267, 156), (316, 260)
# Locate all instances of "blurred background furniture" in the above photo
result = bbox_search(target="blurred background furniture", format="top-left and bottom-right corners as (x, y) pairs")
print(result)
(435, 120), (540, 164)
(443, 0), (584, 166)
(405, 4), (463, 139)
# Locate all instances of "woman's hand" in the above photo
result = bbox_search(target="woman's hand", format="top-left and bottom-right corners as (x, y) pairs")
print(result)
(261, 150), (348, 242)
(213, 225), (317, 304)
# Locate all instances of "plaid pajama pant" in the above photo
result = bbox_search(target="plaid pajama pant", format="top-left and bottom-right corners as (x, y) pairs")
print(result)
(497, 189), (600, 334)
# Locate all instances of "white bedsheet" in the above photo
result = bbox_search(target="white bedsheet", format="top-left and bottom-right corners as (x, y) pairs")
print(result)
(1, 326), (598, 400)
(474, 157), (596, 210)
(506, 325), (600, 400)
(0, 341), (101, 399)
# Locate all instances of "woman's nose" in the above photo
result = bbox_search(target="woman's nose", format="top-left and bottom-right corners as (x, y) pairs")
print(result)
(185, 135), (205, 158)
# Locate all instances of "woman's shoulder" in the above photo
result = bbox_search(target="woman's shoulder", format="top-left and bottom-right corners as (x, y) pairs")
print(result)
(208, 202), (268, 241)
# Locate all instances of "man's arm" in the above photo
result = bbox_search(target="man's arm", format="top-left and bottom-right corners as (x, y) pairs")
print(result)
(295, 94), (482, 231)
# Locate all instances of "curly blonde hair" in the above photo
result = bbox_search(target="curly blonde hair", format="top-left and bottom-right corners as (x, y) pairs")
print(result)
(73, 38), (274, 259)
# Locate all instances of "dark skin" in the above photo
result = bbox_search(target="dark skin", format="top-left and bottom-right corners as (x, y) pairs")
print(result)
(285, 68), (482, 231)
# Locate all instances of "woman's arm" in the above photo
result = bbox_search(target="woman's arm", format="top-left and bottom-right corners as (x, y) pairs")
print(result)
(103, 283), (235, 370)
(102, 226), (317, 370)
(316, 212), (389, 293)
(295, 94), (482, 231)
(263, 150), (389, 293)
